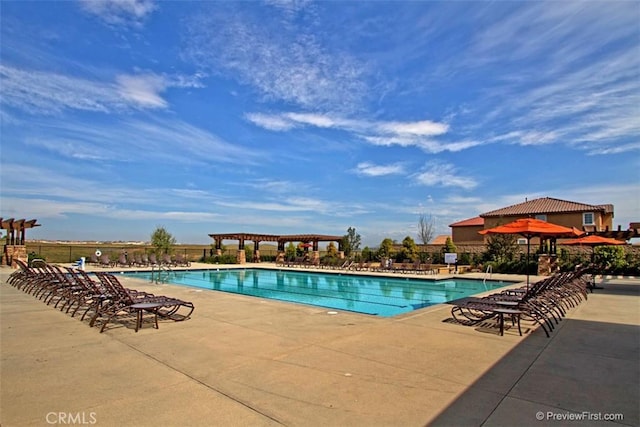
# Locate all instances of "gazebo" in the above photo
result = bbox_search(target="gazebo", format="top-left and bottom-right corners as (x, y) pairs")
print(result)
(1, 218), (41, 267)
(208, 233), (344, 264)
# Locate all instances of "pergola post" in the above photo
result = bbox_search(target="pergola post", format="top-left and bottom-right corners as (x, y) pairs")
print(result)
(253, 241), (260, 263)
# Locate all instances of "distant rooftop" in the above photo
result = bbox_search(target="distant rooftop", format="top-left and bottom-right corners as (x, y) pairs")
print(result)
(449, 216), (484, 227)
(481, 197), (613, 218)
(431, 235), (451, 245)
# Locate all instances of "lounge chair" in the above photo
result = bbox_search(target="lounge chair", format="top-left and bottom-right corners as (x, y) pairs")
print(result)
(62, 267), (114, 320)
(99, 254), (113, 268)
(141, 253), (150, 266)
(148, 253), (159, 266)
(449, 268), (589, 337)
(174, 253), (191, 267)
(134, 253), (147, 266)
(116, 253), (130, 268)
(161, 253), (175, 266)
(90, 272), (194, 332)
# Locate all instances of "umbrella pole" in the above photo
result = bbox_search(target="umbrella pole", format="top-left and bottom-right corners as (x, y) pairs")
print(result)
(526, 237), (531, 289)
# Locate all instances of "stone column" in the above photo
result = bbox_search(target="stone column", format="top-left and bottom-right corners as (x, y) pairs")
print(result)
(4, 245), (27, 268)
(236, 249), (246, 264)
(537, 254), (558, 276)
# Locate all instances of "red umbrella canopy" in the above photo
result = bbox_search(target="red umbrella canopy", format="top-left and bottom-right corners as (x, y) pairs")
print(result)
(563, 235), (626, 246)
(479, 218), (584, 238)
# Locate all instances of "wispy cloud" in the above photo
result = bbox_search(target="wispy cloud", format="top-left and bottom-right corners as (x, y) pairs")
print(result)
(412, 162), (478, 190)
(246, 111), (474, 154)
(465, 2), (640, 155)
(246, 179), (306, 194)
(184, 4), (368, 111)
(1, 65), (123, 114)
(115, 73), (168, 108)
(78, 0), (157, 27)
(15, 117), (261, 166)
(354, 162), (405, 177)
(0, 64), (204, 115)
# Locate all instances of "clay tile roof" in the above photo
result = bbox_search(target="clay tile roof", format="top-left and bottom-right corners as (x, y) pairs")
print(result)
(449, 216), (484, 227)
(480, 197), (611, 218)
(431, 235), (451, 245)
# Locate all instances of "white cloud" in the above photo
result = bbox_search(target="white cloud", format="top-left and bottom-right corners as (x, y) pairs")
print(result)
(354, 162), (405, 177)
(184, 6), (368, 111)
(247, 179), (304, 194)
(216, 197), (327, 213)
(466, 2), (640, 156)
(413, 162), (478, 190)
(285, 113), (341, 128)
(378, 120), (448, 136)
(116, 73), (168, 108)
(12, 117), (260, 166)
(245, 113), (296, 131)
(0, 65), (122, 114)
(246, 111), (469, 153)
(0, 65), (204, 115)
(78, 0), (157, 27)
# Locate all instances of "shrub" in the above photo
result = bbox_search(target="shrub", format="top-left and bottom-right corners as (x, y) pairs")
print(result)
(458, 252), (472, 265)
(28, 251), (45, 266)
(594, 246), (627, 273)
(203, 254), (237, 264)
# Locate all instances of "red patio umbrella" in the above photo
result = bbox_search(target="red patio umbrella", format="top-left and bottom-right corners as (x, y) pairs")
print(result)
(479, 218), (584, 286)
(563, 235), (625, 289)
(562, 235), (626, 246)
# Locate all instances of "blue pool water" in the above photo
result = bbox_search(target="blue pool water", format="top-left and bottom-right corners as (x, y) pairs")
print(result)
(124, 269), (511, 317)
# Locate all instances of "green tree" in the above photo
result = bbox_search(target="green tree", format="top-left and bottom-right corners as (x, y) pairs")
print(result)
(342, 226), (361, 257)
(285, 242), (297, 260)
(150, 226), (176, 255)
(361, 246), (372, 261)
(399, 236), (419, 261)
(485, 234), (518, 263)
(377, 238), (394, 260)
(443, 237), (457, 254)
(245, 246), (254, 262)
(326, 242), (338, 257)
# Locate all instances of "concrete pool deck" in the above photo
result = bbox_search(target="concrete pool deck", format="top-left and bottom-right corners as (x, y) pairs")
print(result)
(1, 264), (638, 426)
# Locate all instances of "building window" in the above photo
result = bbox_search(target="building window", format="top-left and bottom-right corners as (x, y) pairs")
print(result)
(535, 214), (547, 221)
(583, 212), (595, 226)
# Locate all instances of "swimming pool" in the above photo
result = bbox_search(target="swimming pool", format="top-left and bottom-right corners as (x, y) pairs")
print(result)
(125, 269), (512, 317)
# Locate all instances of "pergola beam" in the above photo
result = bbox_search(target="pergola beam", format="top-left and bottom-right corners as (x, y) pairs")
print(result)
(208, 232), (344, 262)
(1, 217), (40, 245)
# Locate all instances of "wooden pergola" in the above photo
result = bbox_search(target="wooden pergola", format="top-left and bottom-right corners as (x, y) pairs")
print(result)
(1, 218), (40, 245)
(208, 232), (344, 263)
(2, 218), (41, 267)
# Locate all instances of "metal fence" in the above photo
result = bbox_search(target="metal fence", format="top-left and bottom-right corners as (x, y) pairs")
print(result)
(23, 244), (283, 264)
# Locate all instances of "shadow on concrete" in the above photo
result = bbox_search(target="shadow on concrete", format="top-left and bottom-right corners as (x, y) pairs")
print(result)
(428, 283), (640, 427)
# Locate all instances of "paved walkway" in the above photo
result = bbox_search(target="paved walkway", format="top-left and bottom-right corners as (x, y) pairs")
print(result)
(1, 266), (638, 426)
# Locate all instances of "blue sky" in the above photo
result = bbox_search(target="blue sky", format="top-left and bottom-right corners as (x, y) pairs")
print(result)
(1, 0), (639, 246)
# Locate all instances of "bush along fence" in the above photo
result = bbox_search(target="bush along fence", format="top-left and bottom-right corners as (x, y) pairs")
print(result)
(16, 242), (640, 276)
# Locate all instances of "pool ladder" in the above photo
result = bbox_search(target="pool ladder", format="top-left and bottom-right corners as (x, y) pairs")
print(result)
(483, 265), (493, 285)
(150, 264), (173, 284)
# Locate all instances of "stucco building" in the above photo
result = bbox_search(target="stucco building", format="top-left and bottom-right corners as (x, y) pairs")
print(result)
(450, 197), (615, 244)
